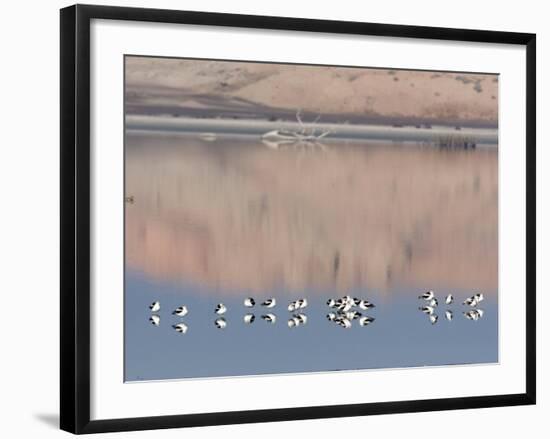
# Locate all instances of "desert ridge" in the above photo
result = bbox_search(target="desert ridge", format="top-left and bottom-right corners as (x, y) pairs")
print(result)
(125, 57), (498, 127)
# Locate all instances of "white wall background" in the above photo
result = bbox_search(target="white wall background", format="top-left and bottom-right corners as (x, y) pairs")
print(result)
(0, 0), (546, 437)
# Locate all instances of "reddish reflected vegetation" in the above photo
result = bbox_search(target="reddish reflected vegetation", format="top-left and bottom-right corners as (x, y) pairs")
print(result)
(125, 133), (497, 295)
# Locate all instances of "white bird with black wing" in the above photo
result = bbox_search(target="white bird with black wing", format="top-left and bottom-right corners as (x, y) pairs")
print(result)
(172, 322), (188, 334)
(262, 298), (276, 308)
(172, 305), (188, 317)
(359, 316), (375, 327)
(215, 317), (227, 329)
(215, 303), (227, 315)
(261, 313), (277, 324)
(418, 291), (434, 301)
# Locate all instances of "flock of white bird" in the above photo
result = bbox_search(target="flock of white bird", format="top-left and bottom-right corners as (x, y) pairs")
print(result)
(147, 291), (486, 332)
(242, 297), (279, 326)
(418, 290), (485, 324)
(326, 295), (376, 329)
(148, 297), (310, 332)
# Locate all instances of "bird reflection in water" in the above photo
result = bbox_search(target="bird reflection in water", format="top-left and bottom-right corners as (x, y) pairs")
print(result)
(147, 290), (487, 333)
(418, 291), (486, 324)
(326, 294), (376, 329)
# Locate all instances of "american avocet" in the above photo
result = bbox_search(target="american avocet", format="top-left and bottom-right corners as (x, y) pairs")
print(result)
(172, 305), (188, 317)
(172, 322), (188, 334)
(215, 303), (227, 315)
(215, 317), (227, 329)
(419, 305), (435, 315)
(418, 291), (435, 301)
(262, 298), (276, 308)
(359, 316), (375, 326)
(261, 313), (276, 323)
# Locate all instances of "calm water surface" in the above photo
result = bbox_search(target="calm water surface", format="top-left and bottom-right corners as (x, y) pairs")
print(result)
(124, 132), (498, 381)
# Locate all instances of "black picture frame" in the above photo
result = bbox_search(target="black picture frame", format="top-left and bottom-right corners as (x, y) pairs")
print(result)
(60, 4), (536, 434)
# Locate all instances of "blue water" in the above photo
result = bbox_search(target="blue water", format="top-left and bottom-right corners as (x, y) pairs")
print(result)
(125, 269), (497, 381)
(124, 133), (498, 381)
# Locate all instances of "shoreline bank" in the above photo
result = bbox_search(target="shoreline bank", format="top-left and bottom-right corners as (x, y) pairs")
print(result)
(126, 115), (498, 146)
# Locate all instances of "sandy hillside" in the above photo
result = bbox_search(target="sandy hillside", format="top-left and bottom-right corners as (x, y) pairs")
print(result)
(125, 57), (498, 124)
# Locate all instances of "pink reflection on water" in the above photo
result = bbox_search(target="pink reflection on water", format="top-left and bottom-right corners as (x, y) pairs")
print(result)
(125, 133), (498, 296)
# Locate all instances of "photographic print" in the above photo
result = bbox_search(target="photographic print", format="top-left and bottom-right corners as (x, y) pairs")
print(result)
(124, 56), (498, 382)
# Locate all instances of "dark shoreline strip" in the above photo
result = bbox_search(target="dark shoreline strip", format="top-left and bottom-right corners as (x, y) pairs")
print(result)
(126, 115), (498, 146)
